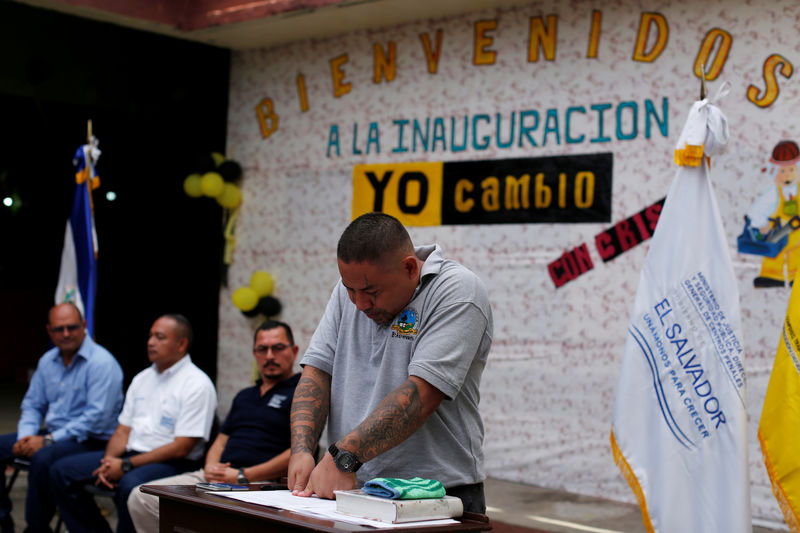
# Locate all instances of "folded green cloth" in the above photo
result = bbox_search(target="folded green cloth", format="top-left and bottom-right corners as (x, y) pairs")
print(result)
(362, 477), (446, 499)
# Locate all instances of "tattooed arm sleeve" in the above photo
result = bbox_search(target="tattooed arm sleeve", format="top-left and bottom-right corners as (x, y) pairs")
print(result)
(337, 375), (445, 463)
(290, 365), (331, 456)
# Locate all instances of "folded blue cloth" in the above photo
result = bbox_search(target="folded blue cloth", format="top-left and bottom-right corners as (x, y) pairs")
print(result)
(362, 477), (446, 499)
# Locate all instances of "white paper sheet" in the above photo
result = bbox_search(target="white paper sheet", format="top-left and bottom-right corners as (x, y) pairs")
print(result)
(216, 490), (458, 528)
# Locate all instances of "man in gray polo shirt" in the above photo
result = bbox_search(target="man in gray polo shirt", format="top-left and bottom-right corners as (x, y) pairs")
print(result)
(288, 212), (493, 513)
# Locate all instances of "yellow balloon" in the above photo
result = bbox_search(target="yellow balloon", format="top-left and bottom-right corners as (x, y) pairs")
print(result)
(211, 152), (226, 167)
(232, 287), (258, 311)
(217, 183), (242, 209)
(200, 172), (224, 197)
(183, 174), (203, 198)
(249, 270), (274, 297)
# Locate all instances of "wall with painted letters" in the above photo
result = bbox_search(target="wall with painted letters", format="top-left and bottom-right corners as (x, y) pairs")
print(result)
(217, 0), (800, 525)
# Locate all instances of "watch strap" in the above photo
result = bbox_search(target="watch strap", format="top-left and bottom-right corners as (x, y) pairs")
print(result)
(121, 457), (133, 473)
(237, 468), (249, 484)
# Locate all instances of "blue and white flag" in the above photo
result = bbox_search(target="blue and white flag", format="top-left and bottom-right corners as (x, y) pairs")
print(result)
(55, 139), (101, 336)
(611, 83), (751, 533)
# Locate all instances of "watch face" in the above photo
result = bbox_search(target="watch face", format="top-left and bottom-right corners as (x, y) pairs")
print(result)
(336, 451), (358, 472)
(339, 455), (355, 470)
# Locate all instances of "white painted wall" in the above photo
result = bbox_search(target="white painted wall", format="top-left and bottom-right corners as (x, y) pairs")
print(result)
(219, 0), (800, 525)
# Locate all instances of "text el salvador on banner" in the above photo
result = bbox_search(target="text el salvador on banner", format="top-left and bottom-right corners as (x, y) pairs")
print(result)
(610, 84), (751, 533)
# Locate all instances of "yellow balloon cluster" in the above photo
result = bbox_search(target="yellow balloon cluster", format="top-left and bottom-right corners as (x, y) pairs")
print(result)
(249, 270), (274, 297)
(232, 270), (277, 315)
(200, 172), (224, 197)
(183, 173), (203, 197)
(232, 286), (259, 311)
(217, 183), (242, 208)
(182, 154), (243, 209)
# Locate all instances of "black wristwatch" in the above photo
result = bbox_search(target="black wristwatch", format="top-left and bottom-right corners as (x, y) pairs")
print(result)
(328, 443), (362, 473)
(42, 434), (54, 446)
(121, 457), (133, 473)
(237, 468), (249, 485)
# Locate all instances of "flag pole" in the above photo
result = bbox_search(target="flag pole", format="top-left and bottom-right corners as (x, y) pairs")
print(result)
(85, 120), (98, 336)
(700, 63), (707, 100)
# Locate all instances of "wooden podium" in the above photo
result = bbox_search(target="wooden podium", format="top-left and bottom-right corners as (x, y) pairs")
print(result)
(141, 485), (492, 533)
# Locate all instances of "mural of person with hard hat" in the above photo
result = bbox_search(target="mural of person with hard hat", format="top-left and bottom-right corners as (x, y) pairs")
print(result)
(743, 140), (800, 287)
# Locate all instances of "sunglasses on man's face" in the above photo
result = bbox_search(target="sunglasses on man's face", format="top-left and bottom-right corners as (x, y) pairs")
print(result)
(49, 324), (82, 334)
(253, 343), (291, 356)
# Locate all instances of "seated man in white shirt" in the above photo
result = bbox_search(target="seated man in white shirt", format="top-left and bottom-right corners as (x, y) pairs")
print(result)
(49, 314), (217, 533)
(127, 319), (300, 533)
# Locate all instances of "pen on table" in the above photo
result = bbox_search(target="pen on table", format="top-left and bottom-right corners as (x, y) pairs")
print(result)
(260, 484), (288, 491)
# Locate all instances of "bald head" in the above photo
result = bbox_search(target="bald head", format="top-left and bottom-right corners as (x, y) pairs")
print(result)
(47, 303), (87, 360)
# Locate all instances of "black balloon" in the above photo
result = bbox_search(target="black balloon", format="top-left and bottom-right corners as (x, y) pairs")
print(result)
(191, 152), (217, 174)
(241, 306), (261, 318)
(239, 296), (282, 318)
(218, 160), (243, 183)
(257, 296), (282, 317)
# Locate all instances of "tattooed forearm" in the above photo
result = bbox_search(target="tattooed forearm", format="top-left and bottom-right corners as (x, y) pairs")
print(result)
(340, 379), (430, 462)
(290, 367), (331, 455)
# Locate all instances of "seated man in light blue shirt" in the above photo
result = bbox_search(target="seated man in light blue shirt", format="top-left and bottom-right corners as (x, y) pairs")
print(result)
(0, 303), (124, 533)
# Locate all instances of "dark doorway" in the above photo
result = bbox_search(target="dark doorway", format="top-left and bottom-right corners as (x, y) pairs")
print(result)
(0, 2), (230, 387)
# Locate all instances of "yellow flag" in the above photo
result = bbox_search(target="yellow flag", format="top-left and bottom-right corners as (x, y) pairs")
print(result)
(759, 281), (800, 532)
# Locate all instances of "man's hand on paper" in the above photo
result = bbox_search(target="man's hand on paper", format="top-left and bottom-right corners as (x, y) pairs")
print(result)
(288, 451), (316, 494)
(291, 452), (356, 499)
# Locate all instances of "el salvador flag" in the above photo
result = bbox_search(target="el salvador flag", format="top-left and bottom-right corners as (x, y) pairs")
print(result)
(611, 84), (751, 533)
(55, 141), (100, 336)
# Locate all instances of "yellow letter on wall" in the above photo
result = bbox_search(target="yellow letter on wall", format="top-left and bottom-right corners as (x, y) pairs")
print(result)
(528, 15), (558, 62)
(373, 42), (397, 83)
(330, 54), (352, 98)
(297, 74), (309, 112)
(747, 54), (793, 108)
(633, 12), (668, 62)
(587, 10), (602, 58)
(455, 179), (475, 213)
(505, 174), (531, 210)
(694, 28), (731, 81)
(255, 98), (279, 139)
(474, 20), (497, 66)
(420, 30), (443, 74)
(481, 176), (500, 211)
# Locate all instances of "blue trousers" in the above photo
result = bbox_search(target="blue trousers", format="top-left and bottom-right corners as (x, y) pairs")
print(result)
(0, 432), (106, 533)
(50, 451), (193, 533)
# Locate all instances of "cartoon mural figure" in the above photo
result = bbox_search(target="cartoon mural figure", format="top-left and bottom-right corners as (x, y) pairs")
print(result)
(741, 140), (800, 287)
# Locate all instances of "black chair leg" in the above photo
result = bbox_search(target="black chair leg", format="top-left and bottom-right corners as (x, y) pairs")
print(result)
(5, 467), (19, 492)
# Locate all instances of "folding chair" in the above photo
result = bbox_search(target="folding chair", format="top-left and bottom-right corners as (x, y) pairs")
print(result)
(5, 458), (63, 532)
(5, 458), (29, 492)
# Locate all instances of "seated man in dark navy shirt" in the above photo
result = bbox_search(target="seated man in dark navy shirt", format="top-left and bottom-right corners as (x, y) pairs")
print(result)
(127, 320), (300, 532)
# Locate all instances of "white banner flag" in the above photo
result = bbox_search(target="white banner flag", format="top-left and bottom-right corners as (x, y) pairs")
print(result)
(611, 84), (751, 533)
